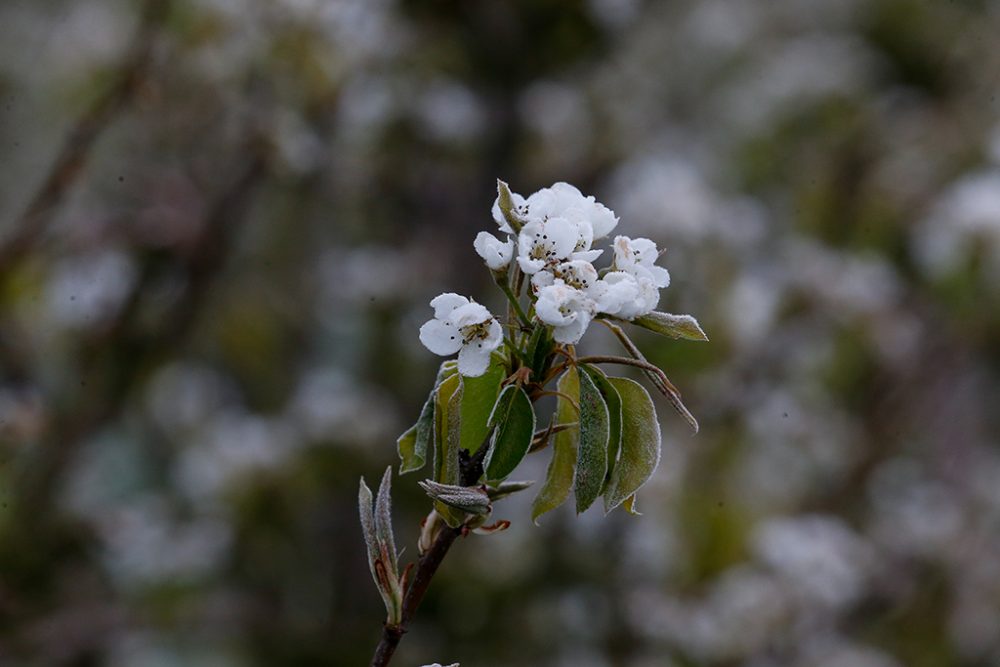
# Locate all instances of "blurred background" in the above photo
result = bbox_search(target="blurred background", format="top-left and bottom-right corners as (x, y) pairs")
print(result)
(1, 0), (1000, 665)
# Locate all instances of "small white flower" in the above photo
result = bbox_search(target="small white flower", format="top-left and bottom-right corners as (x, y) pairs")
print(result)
(612, 235), (670, 288)
(473, 231), (514, 270)
(525, 182), (619, 239)
(421, 663), (459, 667)
(516, 217), (579, 274)
(419, 293), (502, 377)
(596, 270), (659, 320)
(535, 283), (596, 344)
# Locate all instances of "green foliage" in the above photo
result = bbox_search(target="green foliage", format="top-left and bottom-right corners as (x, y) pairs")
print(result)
(484, 385), (536, 482)
(459, 357), (506, 453)
(602, 377), (661, 514)
(581, 366), (623, 496)
(573, 367), (610, 514)
(531, 368), (579, 523)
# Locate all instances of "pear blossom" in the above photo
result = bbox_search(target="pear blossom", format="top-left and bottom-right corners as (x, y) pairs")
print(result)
(612, 235), (671, 288)
(474, 231), (514, 271)
(516, 217), (579, 274)
(535, 283), (596, 344)
(596, 270), (660, 320)
(419, 293), (502, 377)
(525, 182), (619, 239)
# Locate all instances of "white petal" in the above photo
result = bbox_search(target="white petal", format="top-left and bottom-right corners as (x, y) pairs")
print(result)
(430, 293), (469, 319)
(458, 344), (492, 377)
(491, 198), (514, 234)
(517, 256), (545, 274)
(553, 314), (589, 344)
(419, 319), (463, 356)
(545, 217), (578, 260)
(474, 231), (513, 270)
(484, 319), (503, 348)
(571, 249), (603, 263)
(648, 265), (671, 289)
(588, 203), (618, 239)
(450, 302), (492, 327)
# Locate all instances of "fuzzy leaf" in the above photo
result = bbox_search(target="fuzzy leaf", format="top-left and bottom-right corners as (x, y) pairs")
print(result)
(525, 325), (555, 382)
(581, 366), (623, 495)
(358, 478), (377, 563)
(484, 385), (536, 481)
(632, 311), (709, 341)
(574, 368), (609, 514)
(623, 494), (641, 516)
(496, 179), (524, 232)
(397, 392), (435, 474)
(374, 467), (398, 574)
(419, 480), (492, 515)
(603, 377), (661, 514)
(531, 368), (579, 524)
(459, 357), (506, 456)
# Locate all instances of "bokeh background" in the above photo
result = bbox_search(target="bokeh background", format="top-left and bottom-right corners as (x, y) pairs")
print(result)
(2, 0), (1000, 665)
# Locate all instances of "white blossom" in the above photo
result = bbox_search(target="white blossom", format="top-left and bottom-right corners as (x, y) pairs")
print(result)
(535, 283), (596, 344)
(473, 231), (514, 271)
(596, 270), (660, 320)
(526, 182), (619, 240)
(419, 293), (502, 377)
(516, 217), (579, 274)
(612, 235), (671, 288)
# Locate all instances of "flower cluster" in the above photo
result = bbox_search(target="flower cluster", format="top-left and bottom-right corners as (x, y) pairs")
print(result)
(420, 181), (672, 375)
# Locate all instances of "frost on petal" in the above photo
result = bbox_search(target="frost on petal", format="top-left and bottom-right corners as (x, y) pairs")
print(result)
(648, 264), (671, 289)
(552, 314), (589, 344)
(571, 249), (603, 263)
(484, 318), (503, 348)
(595, 271), (640, 315)
(419, 319), (463, 356)
(450, 302), (492, 328)
(474, 231), (513, 270)
(535, 285), (577, 326)
(458, 344), (492, 377)
(430, 293), (469, 319)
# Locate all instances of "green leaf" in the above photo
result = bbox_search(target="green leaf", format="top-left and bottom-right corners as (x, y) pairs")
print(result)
(496, 179), (524, 232)
(397, 360), (462, 474)
(631, 311), (709, 341)
(433, 373), (465, 526)
(531, 368), (579, 524)
(574, 368), (610, 514)
(484, 385), (536, 481)
(459, 357), (506, 456)
(603, 377), (661, 514)
(397, 392), (434, 474)
(623, 494), (641, 516)
(581, 366), (623, 494)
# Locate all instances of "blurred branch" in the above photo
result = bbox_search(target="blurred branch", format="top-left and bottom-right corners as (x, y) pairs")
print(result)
(0, 0), (172, 272)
